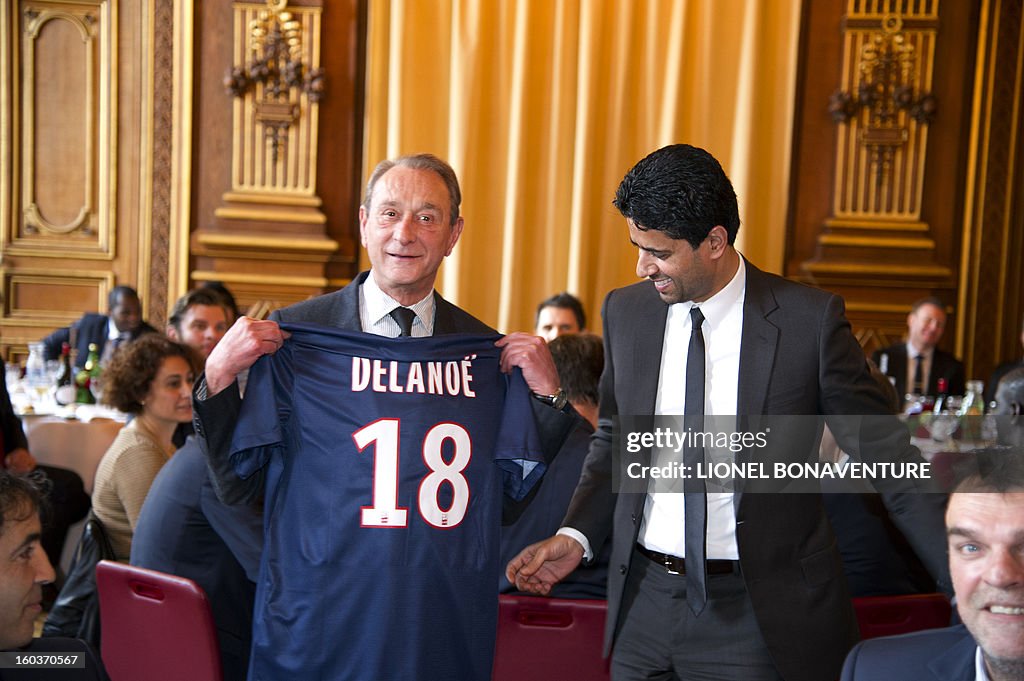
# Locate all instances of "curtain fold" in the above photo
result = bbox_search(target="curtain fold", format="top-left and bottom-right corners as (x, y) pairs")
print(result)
(364, 0), (801, 333)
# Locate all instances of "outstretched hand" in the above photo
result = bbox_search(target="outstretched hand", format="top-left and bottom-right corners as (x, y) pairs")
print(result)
(505, 534), (585, 595)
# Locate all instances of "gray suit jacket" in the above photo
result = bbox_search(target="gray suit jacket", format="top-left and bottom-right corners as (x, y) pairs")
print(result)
(194, 271), (575, 505)
(841, 625), (976, 681)
(563, 261), (950, 681)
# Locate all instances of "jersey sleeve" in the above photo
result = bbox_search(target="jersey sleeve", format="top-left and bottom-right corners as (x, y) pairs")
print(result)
(495, 368), (546, 501)
(229, 344), (294, 479)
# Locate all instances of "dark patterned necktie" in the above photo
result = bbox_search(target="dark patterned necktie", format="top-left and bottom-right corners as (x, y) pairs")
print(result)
(684, 306), (708, 615)
(389, 307), (416, 337)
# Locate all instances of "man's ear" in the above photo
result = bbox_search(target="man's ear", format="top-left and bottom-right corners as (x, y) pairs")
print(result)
(706, 225), (729, 258)
(166, 325), (179, 341)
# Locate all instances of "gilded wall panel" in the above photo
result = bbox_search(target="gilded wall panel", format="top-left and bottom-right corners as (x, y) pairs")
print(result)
(5, 0), (116, 258)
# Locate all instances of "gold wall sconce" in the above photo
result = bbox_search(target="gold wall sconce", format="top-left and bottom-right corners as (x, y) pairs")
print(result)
(829, 14), (936, 130)
(224, 0), (325, 163)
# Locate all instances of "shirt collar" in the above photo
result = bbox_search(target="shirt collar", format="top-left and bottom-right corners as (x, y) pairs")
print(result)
(683, 256), (746, 325)
(906, 340), (933, 360)
(975, 646), (990, 681)
(363, 270), (436, 335)
(107, 317), (121, 341)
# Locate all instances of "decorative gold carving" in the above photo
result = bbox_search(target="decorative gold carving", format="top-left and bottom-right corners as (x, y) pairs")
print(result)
(6, 1), (115, 257)
(218, 1), (326, 226)
(224, 0), (325, 163)
(831, 2), (939, 221)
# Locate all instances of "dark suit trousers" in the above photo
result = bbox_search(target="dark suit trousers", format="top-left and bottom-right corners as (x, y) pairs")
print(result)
(612, 546), (782, 681)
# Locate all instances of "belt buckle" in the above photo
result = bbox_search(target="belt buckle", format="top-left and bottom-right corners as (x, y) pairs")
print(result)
(661, 556), (681, 575)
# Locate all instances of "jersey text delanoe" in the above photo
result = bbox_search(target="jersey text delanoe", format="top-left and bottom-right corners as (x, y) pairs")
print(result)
(230, 323), (544, 680)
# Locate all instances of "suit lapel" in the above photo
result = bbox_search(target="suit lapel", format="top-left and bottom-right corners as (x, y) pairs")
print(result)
(335, 272), (367, 331)
(735, 263), (779, 502)
(737, 264), (779, 417)
(927, 629), (978, 680)
(631, 288), (669, 419)
(433, 294), (460, 334)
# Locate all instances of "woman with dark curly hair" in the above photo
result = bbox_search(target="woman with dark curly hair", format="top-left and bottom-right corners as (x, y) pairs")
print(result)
(91, 335), (197, 559)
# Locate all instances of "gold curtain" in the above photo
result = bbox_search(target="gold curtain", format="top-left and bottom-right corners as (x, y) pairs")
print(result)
(364, 0), (801, 333)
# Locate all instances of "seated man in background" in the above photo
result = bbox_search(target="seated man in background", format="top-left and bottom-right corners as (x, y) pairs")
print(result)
(41, 286), (157, 368)
(166, 287), (234, 447)
(131, 436), (262, 681)
(872, 296), (965, 403)
(501, 332), (610, 598)
(0, 470), (109, 680)
(841, 445), (1024, 681)
(535, 292), (587, 342)
(166, 288), (232, 364)
(2, 362), (90, 582)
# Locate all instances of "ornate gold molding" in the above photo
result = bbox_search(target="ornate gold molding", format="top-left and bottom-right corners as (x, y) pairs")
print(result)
(195, 232), (338, 253)
(191, 269), (348, 289)
(801, 261), (951, 277)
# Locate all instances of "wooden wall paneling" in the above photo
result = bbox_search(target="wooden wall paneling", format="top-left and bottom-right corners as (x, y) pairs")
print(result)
(189, 0), (365, 313)
(786, 0), (981, 361)
(956, 0), (1024, 384)
(1, 1), (159, 361)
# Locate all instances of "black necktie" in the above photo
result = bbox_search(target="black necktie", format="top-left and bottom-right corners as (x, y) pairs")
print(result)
(684, 306), (708, 615)
(912, 354), (924, 394)
(389, 307), (416, 337)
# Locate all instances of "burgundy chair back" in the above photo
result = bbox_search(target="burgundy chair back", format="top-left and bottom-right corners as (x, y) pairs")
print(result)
(96, 560), (222, 681)
(493, 595), (610, 681)
(853, 593), (953, 640)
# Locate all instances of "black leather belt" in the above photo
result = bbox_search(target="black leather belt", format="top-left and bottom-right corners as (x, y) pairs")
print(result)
(636, 544), (738, 576)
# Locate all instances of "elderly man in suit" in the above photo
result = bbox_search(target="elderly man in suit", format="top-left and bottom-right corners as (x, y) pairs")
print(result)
(195, 154), (573, 503)
(507, 144), (950, 681)
(41, 286), (157, 368)
(872, 297), (966, 404)
(842, 446), (1024, 681)
(192, 153), (577, 679)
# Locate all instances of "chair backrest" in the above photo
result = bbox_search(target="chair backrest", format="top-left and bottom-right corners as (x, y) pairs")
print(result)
(96, 560), (223, 681)
(492, 595), (609, 681)
(853, 593), (953, 640)
(26, 417), (123, 494)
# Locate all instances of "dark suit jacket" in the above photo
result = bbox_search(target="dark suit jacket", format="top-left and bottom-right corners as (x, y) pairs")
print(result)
(840, 624), (976, 681)
(130, 438), (262, 681)
(563, 261), (950, 681)
(42, 313), (157, 368)
(194, 271), (575, 505)
(871, 343), (966, 400)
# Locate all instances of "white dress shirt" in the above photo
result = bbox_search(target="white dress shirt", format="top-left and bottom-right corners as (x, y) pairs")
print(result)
(358, 270), (436, 337)
(639, 258), (745, 559)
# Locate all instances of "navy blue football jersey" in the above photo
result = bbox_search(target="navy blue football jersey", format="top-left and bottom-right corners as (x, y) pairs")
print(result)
(230, 323), (545, 680)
